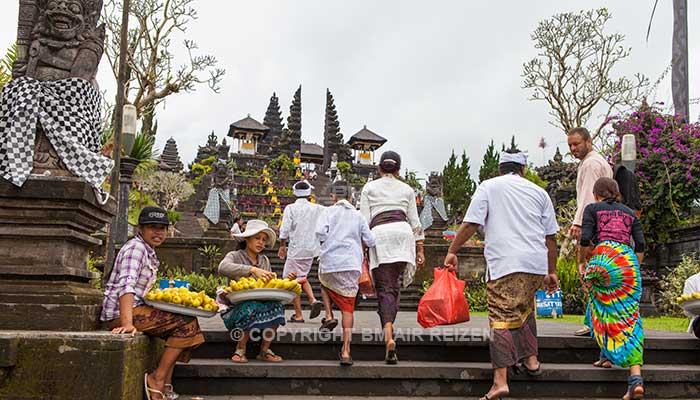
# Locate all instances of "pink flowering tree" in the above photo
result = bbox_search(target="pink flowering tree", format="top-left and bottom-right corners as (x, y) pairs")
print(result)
(612, 103), (700, 243)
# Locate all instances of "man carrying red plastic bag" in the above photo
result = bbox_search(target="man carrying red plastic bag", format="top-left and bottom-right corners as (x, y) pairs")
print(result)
(418, 267), (470, 328)
(442, 150), (560, 400)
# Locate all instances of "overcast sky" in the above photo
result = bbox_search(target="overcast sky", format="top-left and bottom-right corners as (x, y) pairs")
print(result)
(1, 1), (698, 181)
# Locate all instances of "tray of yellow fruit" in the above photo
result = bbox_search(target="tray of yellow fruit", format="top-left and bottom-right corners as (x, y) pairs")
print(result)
(677, 292), (700, 315)
(224, 276), (302, 305)
(144, 287), (219, 318)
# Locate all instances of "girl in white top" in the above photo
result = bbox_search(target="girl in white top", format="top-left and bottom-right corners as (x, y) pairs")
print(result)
(359, 150), (425, 364)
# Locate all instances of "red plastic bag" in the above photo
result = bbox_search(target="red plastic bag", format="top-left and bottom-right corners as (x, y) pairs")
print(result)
(417, 267), (470, 328)
(358, 256), (375, 297)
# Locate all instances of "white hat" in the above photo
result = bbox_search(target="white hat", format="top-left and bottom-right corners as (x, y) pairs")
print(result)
(293, 180), (313, 197)
(231, 219), (277, 246)
(500, 151), (528, 166)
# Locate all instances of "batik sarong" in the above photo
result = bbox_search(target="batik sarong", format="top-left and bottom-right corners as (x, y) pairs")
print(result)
(221, 300), (285, 333)
(486, 272), (543, 368)
(108, 305), (205, 363)
(584, 240), (644, 367)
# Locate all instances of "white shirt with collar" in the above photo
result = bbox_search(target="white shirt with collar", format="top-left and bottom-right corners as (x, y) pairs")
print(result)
(279, 198), (325, 259)
(464, 173), (559, 282)
(316, 199), (376, 274)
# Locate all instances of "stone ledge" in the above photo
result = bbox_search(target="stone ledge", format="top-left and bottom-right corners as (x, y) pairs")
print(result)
(0, 330), (159, 399)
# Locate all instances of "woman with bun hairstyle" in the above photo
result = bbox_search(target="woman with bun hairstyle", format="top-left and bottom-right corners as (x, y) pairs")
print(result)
(359, 151), (425, 364)
(579, 177), (646, 400)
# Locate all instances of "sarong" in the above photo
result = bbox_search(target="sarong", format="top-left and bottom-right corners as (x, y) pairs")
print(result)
(283, 258), (314, 284)
(584, 240), (644, 367)
(108, 305), (204, 363)
(372, 262), (405, 326)
(221, 300), (285, 333)
(487, 272), (543, 368)
(320, 270), (361, 313)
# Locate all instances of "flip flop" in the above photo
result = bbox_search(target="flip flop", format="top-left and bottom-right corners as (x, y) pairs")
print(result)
(231, 349), (248, 364)
(310, 301), (323, 319)
(144, 373), (165, 400)
(339, 352), (354, 366)
(593, 359), (612, 368)
(287, 317), (305, 323)
(256, 349), (283, 362)
(481, 395), (502, 400)
(385, 341), (398, 365)
(164, 384), (178, 399)
(320, 318), (338, 332)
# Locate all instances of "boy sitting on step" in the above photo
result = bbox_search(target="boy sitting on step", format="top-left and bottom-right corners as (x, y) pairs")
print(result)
(315, 180), (376, 365)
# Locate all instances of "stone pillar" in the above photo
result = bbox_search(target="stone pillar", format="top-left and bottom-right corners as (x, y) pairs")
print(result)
(0, 176), (116, 331)
(115, 157), (140, 244)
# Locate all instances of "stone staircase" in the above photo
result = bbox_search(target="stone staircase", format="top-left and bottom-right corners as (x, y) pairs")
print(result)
(174, 323), (700, 399)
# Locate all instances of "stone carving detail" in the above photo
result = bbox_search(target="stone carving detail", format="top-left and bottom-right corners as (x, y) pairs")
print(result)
(426, 172), (443, 197)
(12, 0), (106, 177)
(16, 0), (105, 83)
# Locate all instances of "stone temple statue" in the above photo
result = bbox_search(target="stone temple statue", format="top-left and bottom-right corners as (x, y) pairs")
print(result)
(203, 160), (233, 226)
(15, 0), (105, 82)
(420, 172), (448, 235)
(0, 0), (113, 203)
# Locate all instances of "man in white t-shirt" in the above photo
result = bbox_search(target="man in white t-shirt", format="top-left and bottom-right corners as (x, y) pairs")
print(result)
(445, 150), (559, 400)
(279, 181), (325, 322)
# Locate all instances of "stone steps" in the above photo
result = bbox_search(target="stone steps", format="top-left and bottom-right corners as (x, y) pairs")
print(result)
(173, 359), (700, 399)
(191, 332), (700, 365)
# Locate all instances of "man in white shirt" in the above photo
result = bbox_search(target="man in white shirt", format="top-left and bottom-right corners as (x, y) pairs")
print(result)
(683, 272), (700, 338)
(445, 150), (559, 400)
(278, 181), (325, 322)
(567, 127), (613, 337)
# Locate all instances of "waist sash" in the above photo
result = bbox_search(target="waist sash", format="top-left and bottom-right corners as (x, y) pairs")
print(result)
(370, 210), (407, 229)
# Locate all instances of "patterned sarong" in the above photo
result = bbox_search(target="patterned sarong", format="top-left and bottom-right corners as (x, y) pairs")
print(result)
(584, 240), (644, 367)
(486, 272), (543, 368)
(108, 305), (204, 363)
(220, 300), (285, 332)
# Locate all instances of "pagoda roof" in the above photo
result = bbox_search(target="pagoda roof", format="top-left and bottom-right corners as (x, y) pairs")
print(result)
(300, 142), (324, 157)
(348, 125), (387, 147)
(228, 115), (270, 136)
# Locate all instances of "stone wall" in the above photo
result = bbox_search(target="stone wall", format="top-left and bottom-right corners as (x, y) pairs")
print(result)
(155, 237), (239, 273)
(648, 224), (700, 271)
(0, 331), (160, 399)
(418, 244), (485, 283)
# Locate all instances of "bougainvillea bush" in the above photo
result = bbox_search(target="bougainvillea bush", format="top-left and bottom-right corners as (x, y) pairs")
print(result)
(612, 104), (700, 243)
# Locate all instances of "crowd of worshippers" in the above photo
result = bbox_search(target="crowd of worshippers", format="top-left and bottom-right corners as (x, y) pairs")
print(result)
(103, 131), (671, 400)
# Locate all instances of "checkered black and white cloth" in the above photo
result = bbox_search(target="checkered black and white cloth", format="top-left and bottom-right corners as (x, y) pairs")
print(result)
(0, 77), (114, 199)
(203, 187), (231, 225)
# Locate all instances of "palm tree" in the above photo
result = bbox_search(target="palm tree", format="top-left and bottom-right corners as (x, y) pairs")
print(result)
(0, 43), (17, 90)
(648, 0), (689, 119)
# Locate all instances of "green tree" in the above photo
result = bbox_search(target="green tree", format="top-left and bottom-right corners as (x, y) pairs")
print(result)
(478, 140), (500, 183)
(403, 170), (423, 191)
(443, 150), (476, 219)
(0, 43), (17, 91)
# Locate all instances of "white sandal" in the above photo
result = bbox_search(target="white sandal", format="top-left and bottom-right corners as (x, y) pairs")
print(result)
(164, 383), (179, 399)
(144, 373), (165, 400)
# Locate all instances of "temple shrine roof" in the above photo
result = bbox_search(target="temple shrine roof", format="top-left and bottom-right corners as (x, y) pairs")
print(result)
(348, 125), (387, 149)
(228, 115), (270, 137)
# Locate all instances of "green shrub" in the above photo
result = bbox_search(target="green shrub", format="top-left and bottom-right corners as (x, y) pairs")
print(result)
(157, 265), (229, 298)
(88, 252), (104, 290)
(557, 256), (586, 315)
(657, 253), (700, 317)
